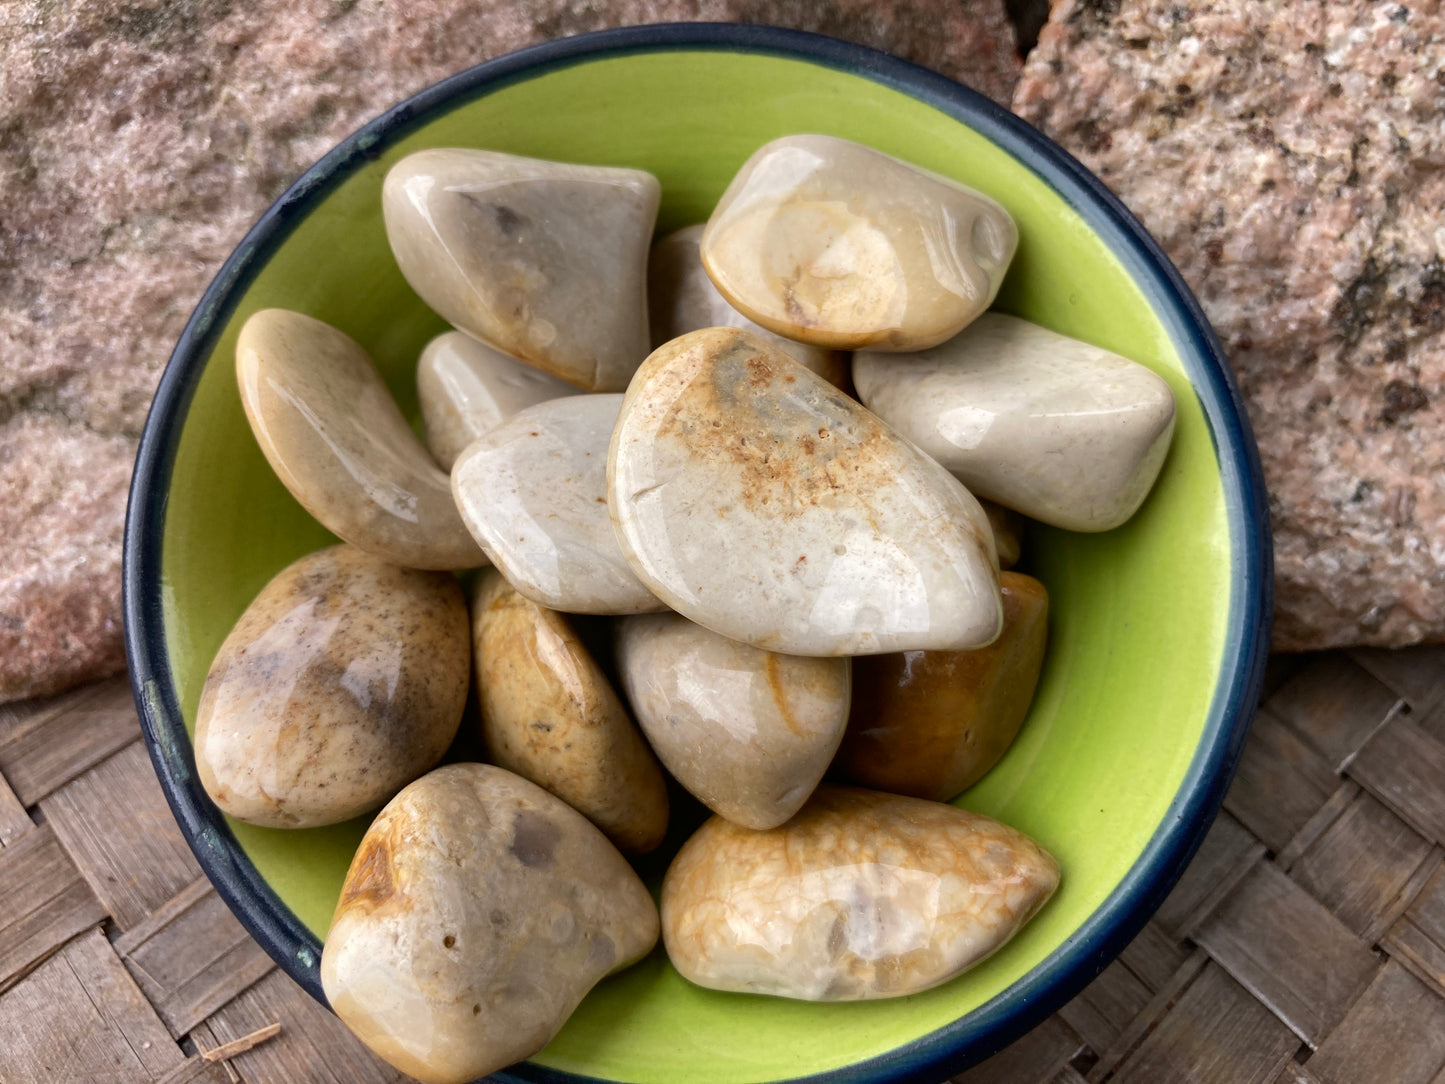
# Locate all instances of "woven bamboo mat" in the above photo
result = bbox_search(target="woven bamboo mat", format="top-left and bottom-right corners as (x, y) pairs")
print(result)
(4, 648), (1445, 1084)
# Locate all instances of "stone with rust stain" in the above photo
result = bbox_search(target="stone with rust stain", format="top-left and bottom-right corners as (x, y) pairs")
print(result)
(236, 309), (486, 570)
(417, 331), (574, 471)
(854, 314), (1177, 532)
(473, 570), (668, 853)
(321, 763), (658, 1084)
(616, 612), (850, 829)
(835, 571), (1048, 802)
(452, 395), (666, 615)
(195, 544), (469, 828)
(661, 786), (1059, 1000)
(701, 135), (1017, 351)
(648, 224), (848, 387)
(383, 149), (658, 392)
(608, 327), (1002, 656)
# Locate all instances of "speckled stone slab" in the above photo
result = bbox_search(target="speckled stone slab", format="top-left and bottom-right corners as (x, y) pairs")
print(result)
(0, 0), (1020, 703)
(1014, 0), (1445, 651)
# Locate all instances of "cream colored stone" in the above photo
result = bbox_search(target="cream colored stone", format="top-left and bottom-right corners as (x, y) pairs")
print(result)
(236, 309), (486, 570)
(662, 786), (1059, 1001)
(853, 313), (1177, 532)
(321, 764), (659, 1084)
(981, 499), (1023, 570)
(609, 327), (1002, 656)
(649, 224), (848, 387)
(473, 571), (669, 854)
(701, 134), (1017, 352)
(195, 545), (468, 828)
(383, 148), (659, 391)
(616, 613), (850, 829)
(452, 395), (665, 616)
(417, 331), (574, 470)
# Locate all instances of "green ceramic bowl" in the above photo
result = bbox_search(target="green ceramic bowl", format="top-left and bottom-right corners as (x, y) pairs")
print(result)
(124, 24), (1271, 1084)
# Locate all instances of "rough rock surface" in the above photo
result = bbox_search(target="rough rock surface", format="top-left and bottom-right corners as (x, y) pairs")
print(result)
(1015, 0), (1445, 651)
(0, 0), (1021, 703)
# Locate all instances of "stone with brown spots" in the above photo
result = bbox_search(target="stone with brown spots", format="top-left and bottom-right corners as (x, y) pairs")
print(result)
(472, 570), (669, 854)
(194, 544), (469, 829)
(661, 786), (1060, 1000)
(835, 571), (1049, 802)
(321, 763), (658, 1084)
(608, 327), (1002, 656)
(616, 612), (851, 829)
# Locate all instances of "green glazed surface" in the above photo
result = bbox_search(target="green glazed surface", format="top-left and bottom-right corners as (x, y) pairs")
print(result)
(159, 49), (1228, 1083)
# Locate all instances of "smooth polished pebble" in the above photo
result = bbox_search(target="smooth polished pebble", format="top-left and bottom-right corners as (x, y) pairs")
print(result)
(609, 327), (1002, 656)
(453, 396), (665, 616)
(836, 571), (1049, 802)
(236, 308), (486, 570)
(662, 786), (1059, 1000)
(321, 764), (659, 1084)
(383, 148), (659, 391)
(195, 545), (469, 828)
(982, 500), (1023, 570)
(853, 313), (1177, 532)
(616, 613), (850, 829)
(417, 331), (574, 470)
(648, 224), (848, 387)
(473, 571), (669, 854)
(700, 134), (1017, 351)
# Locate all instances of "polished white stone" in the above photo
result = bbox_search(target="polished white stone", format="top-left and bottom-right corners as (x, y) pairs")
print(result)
(854, 313), (1177, 532)
(383, 148), (658, 391)
(453, 394), (665, 615)
(608, 327), (1002, 656)
(417, 331), (574, 470)
(616, 612), (850, 829)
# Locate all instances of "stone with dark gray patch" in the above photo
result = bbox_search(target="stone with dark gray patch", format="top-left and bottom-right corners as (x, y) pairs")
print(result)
(1014, 0), (1445, 650)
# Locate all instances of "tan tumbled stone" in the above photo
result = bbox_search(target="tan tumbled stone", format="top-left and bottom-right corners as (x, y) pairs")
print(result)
(472, 571), (668, 854)
(236, 308), (486, 570)
(701, 134), (1017, 351)
(321, 764), (659, 1084)
(854, 314), (1177, 532)
(383, 148), (658, 391)
(648, 224), (848, 387)
(417, 331), (574, 470)
(195, 545), (469, 828)
(662, 786), (1059, 1000)
(616, 612), (850, 829)
(609, 327), (1001, 656)
(836, 571), (1049, 802)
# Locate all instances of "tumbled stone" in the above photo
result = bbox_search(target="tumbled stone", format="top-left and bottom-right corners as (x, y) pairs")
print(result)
(835, 571), (1048, 802)
(473, 571), (668, 853)
(700, 134), (1017, 352)
(648, 224), (848, 387)
(982, 500), (1022, 570)
(854, 313), (1177, 532)
(453, 396), (665, 616)
(609, 327), (1001, 656)
(383, 149), (658, 392)
(236, 309), (486, 570)
(195, 545), (469, 829)
(416, 331), (574, 471)
(616, 613), (850, 829)
(321, 763), (659, 1084)
(662, 786), (1059, 1000)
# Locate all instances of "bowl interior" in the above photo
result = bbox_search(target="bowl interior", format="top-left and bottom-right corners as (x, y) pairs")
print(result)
(153, 46), (1232, 1083)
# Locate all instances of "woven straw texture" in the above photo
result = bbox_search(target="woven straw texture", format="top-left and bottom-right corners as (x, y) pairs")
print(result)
(4, 648), (1445, 1083)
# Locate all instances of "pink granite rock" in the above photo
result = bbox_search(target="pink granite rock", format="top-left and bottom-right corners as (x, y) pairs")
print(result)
(0, 1), (1020, 703)
(1015, 0), (1445, 652)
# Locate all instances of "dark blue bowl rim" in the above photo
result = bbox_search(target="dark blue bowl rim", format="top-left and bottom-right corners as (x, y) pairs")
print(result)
(122, 21), (1273, 1084)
